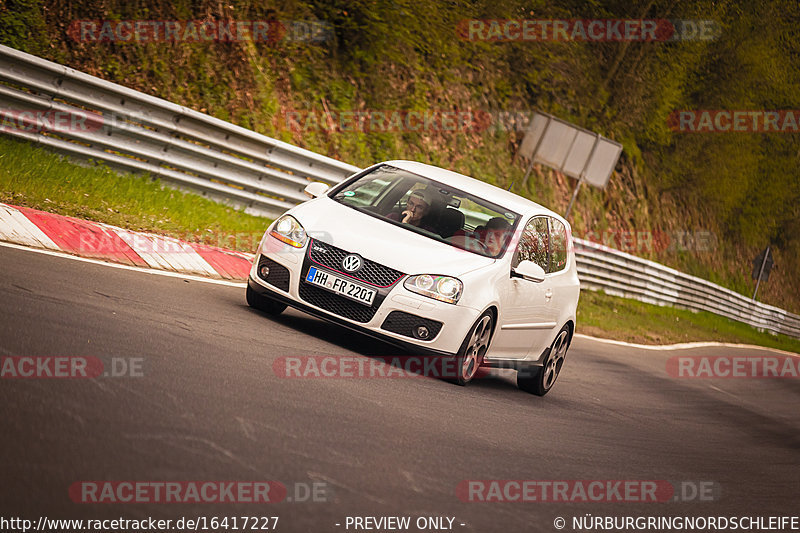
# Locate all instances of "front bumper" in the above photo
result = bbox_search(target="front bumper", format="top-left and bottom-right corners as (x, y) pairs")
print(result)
(249, 239), (482, 355)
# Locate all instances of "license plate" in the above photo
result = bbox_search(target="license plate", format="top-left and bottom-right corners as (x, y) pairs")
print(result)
(305, 266), (376, 306)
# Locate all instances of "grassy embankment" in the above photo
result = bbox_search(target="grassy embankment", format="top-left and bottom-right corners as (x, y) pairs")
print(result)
(0, 136), (269, 251)
(578, 290), (800, 354)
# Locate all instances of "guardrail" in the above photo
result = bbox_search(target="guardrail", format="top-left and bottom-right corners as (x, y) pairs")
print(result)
(2, 45), (799, 340)
(0, 45), (359, 219)
(575, 239), (800, 339)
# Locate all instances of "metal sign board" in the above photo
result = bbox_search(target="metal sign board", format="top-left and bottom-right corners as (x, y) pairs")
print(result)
(516, 112), (548, 160)
(561, 130), (597, 178)
(583, 139), (623, 188)
(517, 111), (622, 190)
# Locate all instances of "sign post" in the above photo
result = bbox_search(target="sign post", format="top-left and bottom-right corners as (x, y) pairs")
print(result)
(751, 246), (773, 301)
(565, 133), (601, 219)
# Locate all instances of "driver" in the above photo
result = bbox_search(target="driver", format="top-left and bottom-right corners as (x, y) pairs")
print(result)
(402, 189), (433, 226)
(388, 188), (437, 231)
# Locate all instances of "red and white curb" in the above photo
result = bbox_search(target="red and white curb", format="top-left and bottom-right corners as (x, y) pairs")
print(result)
(0, 203), (255, 280)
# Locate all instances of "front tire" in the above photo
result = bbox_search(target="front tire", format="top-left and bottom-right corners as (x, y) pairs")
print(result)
(517, 325), (570, 396)
(451, 312), (494, 386)
(246, 284), (287, 315)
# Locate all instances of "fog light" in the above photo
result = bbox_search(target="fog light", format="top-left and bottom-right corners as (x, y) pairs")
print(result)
(259, 265), (270, 279)
(415, 326), (430, 340)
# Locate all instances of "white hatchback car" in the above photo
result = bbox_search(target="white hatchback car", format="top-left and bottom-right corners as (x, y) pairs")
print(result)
(247, 161), (580, 395)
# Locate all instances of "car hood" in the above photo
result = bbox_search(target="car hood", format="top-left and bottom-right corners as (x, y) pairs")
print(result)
(289, 197), (495, 277)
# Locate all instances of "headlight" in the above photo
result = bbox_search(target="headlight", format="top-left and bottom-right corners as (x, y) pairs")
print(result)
(404, 274), (463, 304)
(269, 215), (307, 248)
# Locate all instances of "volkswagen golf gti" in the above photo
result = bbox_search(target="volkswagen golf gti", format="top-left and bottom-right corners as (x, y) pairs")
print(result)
(247, 160), (580, 395)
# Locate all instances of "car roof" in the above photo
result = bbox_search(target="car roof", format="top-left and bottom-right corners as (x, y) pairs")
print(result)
(383, 160), (567, 224)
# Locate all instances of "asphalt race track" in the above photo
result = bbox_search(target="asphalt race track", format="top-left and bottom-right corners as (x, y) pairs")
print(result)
(1, 244), (799, 532)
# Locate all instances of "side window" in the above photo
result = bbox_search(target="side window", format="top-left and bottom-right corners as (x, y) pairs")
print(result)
(514, 217), (549, 271)
(549, 218), (568, 273)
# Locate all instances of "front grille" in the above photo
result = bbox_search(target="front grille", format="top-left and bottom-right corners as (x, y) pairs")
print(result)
(308, 239), (404, 287)
(381, 311), (443, 340)
(257, 255), (290, 292)
(298, 282), (378, 323)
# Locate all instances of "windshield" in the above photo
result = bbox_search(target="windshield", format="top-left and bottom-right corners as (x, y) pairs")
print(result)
(330, 165), (520, 258)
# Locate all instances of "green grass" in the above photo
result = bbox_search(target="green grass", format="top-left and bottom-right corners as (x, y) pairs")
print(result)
(578, 290), (800, 354)
(0, 136), (271, 251)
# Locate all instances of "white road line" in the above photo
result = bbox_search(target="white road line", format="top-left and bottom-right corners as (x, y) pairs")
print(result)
(0, 241), (247, 287)
(709, 385), (738, 398)
(575, 333), (799, 357)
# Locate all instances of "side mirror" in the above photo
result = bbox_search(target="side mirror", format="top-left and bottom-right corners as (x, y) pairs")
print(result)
(511, 260), (546, 283)
(304, 182), (330, 198)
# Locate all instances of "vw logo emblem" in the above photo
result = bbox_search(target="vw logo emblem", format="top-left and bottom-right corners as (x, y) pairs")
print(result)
(341, 254), (363, 273)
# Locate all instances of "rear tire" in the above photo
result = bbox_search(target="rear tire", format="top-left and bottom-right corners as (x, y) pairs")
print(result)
(451, 311), (494, 386)
(246, 284), (287, 315)
(517, 325), (570, 396)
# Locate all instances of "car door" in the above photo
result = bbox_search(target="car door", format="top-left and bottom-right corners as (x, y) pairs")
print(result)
(490, 216), (557, 360)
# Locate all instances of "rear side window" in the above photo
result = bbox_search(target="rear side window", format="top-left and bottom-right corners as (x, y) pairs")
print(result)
(549, 218), (568, 273)
(514, 217), (549, 271)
